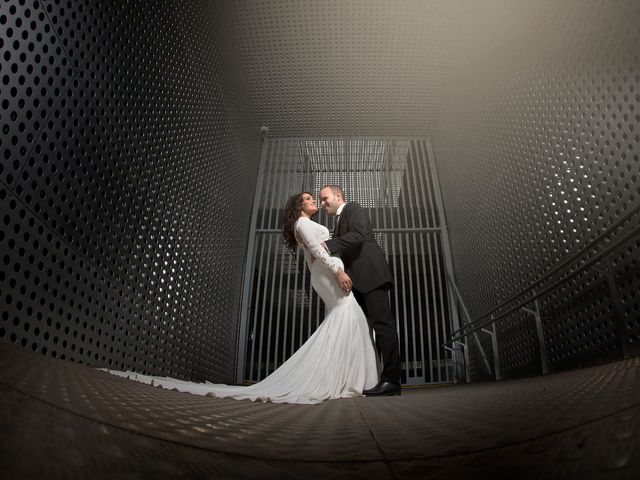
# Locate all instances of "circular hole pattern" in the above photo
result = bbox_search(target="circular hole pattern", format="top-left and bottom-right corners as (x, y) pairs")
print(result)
(1, 1), (261, 382)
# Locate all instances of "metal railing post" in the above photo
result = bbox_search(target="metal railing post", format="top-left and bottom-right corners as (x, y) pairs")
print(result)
(445, 271), (493, 376)
(444, 339), (469, 384)
(481, 315), (501, 381)
(522, 292), (549, 375)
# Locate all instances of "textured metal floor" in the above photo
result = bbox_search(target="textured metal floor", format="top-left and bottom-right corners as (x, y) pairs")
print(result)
(1, 341), (638, 479)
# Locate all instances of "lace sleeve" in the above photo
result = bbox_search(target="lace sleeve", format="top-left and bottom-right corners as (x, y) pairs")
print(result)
(295, 219), (341, 276)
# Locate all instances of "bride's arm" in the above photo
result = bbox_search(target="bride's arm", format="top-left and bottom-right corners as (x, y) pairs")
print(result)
(295, 219), (353, 293)
(295, 219), (341, 276)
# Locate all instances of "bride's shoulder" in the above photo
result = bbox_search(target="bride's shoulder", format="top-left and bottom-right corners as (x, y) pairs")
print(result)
(295, 217), (323, 231)
(294, 216), (310, 229)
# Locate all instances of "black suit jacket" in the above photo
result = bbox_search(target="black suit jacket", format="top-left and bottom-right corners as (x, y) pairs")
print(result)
(324, 202), (393, 293)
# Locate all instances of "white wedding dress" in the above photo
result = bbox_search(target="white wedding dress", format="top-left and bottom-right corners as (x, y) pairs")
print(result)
(101, 217), (379, 404)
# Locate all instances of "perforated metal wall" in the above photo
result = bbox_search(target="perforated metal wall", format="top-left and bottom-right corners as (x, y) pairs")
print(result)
(3, 0), (638, 385)
(434, 0), (640, 377)
(231, 0), (462, 137)
(0, 1), (260, 381)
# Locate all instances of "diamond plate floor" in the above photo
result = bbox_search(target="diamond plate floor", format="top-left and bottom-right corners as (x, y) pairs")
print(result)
(1, 340), (639, 479)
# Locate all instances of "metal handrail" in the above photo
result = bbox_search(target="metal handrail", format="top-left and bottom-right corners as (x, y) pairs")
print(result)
(443, 202), (640, 347)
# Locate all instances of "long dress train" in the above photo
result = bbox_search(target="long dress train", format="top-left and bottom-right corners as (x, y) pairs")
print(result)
(102, 217), (379, 404)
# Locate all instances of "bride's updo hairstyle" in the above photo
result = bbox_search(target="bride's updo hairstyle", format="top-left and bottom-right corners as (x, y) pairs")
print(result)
(282, 192), (308, 251)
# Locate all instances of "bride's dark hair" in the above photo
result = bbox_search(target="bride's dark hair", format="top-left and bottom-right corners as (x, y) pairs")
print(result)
(282, 192), (309, 250)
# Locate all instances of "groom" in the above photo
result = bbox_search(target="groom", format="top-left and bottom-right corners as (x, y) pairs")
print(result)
(319, 185), (402, 396)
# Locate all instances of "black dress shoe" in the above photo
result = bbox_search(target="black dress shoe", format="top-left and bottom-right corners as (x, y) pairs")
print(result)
(363, 381), (401, 397)
(362, 381), (382, 396)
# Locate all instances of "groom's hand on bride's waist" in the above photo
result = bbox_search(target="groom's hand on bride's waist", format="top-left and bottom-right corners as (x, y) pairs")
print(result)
(336, 270), (352, 295)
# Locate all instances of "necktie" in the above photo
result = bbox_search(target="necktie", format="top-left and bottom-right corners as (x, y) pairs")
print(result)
(331, 214), (340, 238)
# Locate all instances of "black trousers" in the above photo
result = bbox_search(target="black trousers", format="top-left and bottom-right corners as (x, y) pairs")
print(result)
(354, 287), (401, 384)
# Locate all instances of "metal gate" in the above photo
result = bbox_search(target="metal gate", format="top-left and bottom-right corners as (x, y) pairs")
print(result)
(237, 138), (460, 385)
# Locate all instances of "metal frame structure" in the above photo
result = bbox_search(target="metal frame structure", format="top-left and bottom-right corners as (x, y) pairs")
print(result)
(237, 137), (462, 385)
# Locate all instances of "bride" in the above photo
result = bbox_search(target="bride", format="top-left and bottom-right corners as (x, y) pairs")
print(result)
(102, 192), (379, 404)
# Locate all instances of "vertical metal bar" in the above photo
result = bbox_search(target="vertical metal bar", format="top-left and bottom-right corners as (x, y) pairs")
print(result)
(266, 138), (283, 229)
(399, 234), (410, 381)
(338, 139), (344, 195)
(290, 252), (300, 355)
(311, 140), (323, 332)
(306, 253), (314, 338)
(414, 140), (432, 382)
(256, 234), (274, 379)
(290, 141), (304, 357)
(262, 140), (287, 376)
(343, 139), (348, 198)
(314, 262), (322, 331)
(388, 145), (405, 379)
(380, 141), (391, 230)
(360, 141), (365, 204)
(426, 138), (461, 383)
(359, 140), (365, 206)
(418, 142), (444, 381)
(345, 139), (351, 200)
(420, 142), (446, 381)
(264, 233), (280, 375)
(417, 141), (439, 381)
(237, 138), (270, 383)
(294, 256), (308, 350)
(250, 234), (268, 381)
(302, 139), (314, 345)
(388, 230), (402, 377)
(258, 141), (272, 230)
(281, 244), (293, 364)
(384, 142), (402, 379)
(332, 138), (337, 189)
(255, 139), (283, 380)
(399, 144), (416, 382)
(409, 145), (423, 381)
(362, 140), (368, 211)
(305, 143), (318, 334)
(422, 140), (438, 229)
(271, 143), (293, 371)
(279, 144), (294, 365)
(406, 141), (427, 382)
(432, 236), (445, 382)
(404, 148), (417, 381)
(426, 233), (438, 381)
(416, 233), (432, 382)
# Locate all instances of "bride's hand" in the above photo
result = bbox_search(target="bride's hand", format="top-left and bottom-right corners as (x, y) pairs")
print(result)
(336, 270), (352, 295)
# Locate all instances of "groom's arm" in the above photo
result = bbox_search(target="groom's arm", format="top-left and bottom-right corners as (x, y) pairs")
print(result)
(325, 203), (369, 255)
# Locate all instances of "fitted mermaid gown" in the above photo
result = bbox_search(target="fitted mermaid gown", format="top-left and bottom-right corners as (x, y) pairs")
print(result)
(102, 217), (379, 404)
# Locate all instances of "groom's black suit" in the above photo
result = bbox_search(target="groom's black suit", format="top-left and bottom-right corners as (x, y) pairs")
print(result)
(324, 202), (401, 385)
